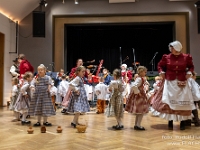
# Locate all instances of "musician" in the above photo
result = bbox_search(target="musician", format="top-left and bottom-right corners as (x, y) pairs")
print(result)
(55, 69), (64, 87)
(103, 68), (111, 85)
(69, 59), (88, 79)
(121, 64), (133, 109)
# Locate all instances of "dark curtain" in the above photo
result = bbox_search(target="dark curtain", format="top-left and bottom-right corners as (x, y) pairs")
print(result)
(65, 23), (174, 74)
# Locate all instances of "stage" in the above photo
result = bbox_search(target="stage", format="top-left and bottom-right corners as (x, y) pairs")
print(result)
(0, 107), (200, 150)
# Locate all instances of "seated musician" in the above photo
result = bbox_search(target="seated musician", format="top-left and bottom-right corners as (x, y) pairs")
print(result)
(55, 69), (64, 87)
(103, 68), (111, 85)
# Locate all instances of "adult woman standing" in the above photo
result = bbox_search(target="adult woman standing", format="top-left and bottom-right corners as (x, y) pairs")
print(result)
(152, 41), (195, 130)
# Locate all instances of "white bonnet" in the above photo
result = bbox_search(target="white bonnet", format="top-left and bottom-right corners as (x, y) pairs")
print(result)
(121, 64), (127, 69)
(169, 41), (182, 52)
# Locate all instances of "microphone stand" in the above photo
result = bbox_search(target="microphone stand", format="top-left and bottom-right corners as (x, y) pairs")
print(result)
(149, 52), (158, 72)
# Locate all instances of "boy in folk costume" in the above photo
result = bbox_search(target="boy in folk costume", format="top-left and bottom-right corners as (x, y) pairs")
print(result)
(95, 77), (108, 114)
(10, 77), (20, 122)
(125, 66), (149, 130)
(121, 64), (133, 108)
(14, 72), (33, 125)
(29, 64), (56, 126)
(103, 68), (111, 85)
(106, 69), (125, 130)
(58, 74), (69, 105)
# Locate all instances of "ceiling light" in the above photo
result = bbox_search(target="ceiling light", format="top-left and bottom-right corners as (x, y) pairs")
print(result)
(75, 0), (79, 4)
(40, 0), (48, 7)
(63, 0), (65, 4)
(195, 1), (200, 8)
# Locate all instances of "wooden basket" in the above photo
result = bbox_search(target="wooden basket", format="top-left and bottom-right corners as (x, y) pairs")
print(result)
(76, 125), (87, 133)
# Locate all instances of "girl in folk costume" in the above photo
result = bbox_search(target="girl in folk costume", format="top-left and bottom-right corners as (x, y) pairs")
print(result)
(49, 80), (57, 111)
(125, 66), (149, 130)
(10, 77), (20, 122)
(152, 41), (195, 130)
(14, 72), (33, 125)
(121, 64), (133, 108)
(95, 77), (108, 114)
(29, 64), (56, 127)
(61, 58), (88, 113)
(106, 69), (125, 130)
(188, 72), (200, 126)
(67, 66), (90, 128)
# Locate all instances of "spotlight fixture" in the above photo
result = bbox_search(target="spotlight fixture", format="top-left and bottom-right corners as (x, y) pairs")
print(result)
(195, 1), (200, 8)
(75, 0), (79, 4)
(40, 0), (48, 7)
(63, 0), (65, 4)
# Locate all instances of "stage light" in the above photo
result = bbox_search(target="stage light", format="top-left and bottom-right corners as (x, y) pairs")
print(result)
(195, 1), (200, 8)
(63, 0), (65, 4)
(75, 0), (79, 4)
(40, 0), (48, 7)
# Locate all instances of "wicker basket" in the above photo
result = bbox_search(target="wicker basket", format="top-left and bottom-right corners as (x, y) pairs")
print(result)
(76, 124), (87, 133)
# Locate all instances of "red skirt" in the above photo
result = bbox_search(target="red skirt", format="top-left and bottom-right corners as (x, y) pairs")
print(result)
(125, 92), (149, 114)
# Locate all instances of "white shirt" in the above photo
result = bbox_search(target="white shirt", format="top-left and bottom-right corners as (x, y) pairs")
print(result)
(20, 80), (30, 95)
(10, 65), (19, 77)
(95, 82), (108, 100)
(59, 80), (69, 97)
(69, 76), (81, 91)
(131, 77), (142, 94)
(50, 86), (57, 96)
(188, 78), (200, 101)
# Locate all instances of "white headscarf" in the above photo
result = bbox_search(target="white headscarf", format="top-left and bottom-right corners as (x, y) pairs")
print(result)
(169, 41), (182, 52)
(121, 64), (127, 69)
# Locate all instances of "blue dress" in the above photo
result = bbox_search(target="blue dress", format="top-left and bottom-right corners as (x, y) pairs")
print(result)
(67, 76), (90, 113)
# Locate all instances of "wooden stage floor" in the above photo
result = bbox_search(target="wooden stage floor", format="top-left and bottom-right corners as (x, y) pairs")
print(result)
(1, 107), (200, 150)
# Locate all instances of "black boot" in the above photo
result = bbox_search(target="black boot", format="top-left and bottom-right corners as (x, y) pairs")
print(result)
(168, 120), (173, 129)
(192, 109), (200, 127)
(180, 121), (185, 130)
(185, 119), (191, 127)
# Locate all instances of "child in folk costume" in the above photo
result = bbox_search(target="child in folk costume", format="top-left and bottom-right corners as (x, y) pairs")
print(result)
(188, 72), (200, 126)
(29, 64), (55, 127)
(49, 80), (57, 111)
(10, 77), (20, 122)
(14, 72), (33, 125)
(95, 77), (108, 114)
(125, 66), (149, 130)
(106, 69), (125, 130)
(121, 64), (132, 109)
(67, 66), (90, 128)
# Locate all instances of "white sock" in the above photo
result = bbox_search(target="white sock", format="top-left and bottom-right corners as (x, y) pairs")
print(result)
(135, 115), (138, 126)
(43, 117), (47, 123)
(22, 112), (27, 121)
(73, 113), (80, 124)
(137, 114), (143, 127)
(37, 116), (42, 123)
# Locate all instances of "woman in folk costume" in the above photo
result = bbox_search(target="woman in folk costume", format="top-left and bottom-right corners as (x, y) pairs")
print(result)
(10, 77), (20, 122)
(125, 66), (149, 130)
(121, 64), (133, 108)
(106, 69), (125, 130)
(152, 41), (195, 130)
(188, 72), (200, 126)
(95, 77), (108, 114)
(29, 64), (56, 127)
(15, 72), (33, 125)
(61, 59), (88, 113)
(67, 66), (90, 128)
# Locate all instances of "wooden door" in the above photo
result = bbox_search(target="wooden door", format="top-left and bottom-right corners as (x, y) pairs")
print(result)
(0, 33), (4, 106)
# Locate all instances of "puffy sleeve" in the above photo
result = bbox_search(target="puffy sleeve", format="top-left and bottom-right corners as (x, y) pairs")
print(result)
(69, 76), (80, 91)
(131, 77), (142, 94)
(157, 54), (167, 73)
(186, 54), (194, 73)
(21, 83), (30, 95)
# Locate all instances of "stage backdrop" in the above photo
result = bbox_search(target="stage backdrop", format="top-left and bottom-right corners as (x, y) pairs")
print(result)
(65, 23), (173, 74)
